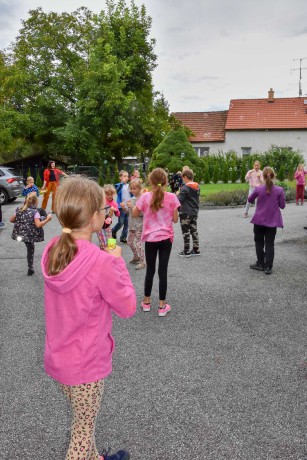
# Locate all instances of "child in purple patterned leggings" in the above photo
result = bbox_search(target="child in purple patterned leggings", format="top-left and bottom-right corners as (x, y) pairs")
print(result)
(41, 176), (136, 460)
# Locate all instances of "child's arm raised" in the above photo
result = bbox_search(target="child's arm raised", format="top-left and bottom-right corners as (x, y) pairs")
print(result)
(35, 214), (52, 228)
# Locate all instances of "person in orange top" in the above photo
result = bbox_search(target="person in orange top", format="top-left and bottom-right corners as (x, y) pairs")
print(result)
(41, 161), (67, 213)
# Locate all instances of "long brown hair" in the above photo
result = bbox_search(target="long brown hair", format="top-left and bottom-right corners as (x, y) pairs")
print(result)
(47, 176), (104, 276)
(263, 166), (275, 193)
(20, 192), (38, 211)
(148, 168), (168, 212)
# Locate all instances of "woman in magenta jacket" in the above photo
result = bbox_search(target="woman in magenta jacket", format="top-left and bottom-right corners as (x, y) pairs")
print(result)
(248, 166), (285, 275)
(41, 176), (136, 460)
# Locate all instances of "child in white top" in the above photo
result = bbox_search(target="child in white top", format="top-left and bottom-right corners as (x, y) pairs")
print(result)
(244, 160), (263, 217)
(133, 168), (180, 316)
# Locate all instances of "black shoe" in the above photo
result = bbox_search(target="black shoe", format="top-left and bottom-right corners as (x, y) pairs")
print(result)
(100, 448), (130, 460)
(264, 267), (272, 275)
(112, 231), (117, 239)
(304, 227), (307, 230)
(250, 263), (264, 271)
(190, 250), (200, 256)
(178, 250), (191, 258)
(120, 237), (127, 243)
(28, 269), (35, 276)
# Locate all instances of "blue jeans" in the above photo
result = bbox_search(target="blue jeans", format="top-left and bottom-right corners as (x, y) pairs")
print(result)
(112, 209), (128, 239)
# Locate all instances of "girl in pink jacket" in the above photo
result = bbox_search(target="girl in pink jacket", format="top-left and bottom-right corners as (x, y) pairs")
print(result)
(294, 163), (307, 205)
(41, 176), (136, 460)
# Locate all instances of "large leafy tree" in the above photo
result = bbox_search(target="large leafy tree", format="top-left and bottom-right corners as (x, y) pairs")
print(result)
(0, 1), (172, 165)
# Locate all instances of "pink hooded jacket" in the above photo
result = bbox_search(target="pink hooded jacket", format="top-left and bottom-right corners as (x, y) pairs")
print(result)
(41, 238), (136, 386)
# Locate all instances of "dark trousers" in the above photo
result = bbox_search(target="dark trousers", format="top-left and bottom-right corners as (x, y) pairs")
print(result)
(180, 214), (199, 252)
(24, 242), (35, 269)
(253, 225), (277, 268)
(112, 209), (128, 239)
(144, 238), (172, 301)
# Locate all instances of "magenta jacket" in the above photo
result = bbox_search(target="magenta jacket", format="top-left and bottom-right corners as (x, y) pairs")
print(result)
(294, 170), (307, 186)
(248, 184), (285, 228)
(41, 238), (136, 386)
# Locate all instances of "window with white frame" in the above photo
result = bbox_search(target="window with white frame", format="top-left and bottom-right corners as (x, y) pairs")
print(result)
(241, 147), (252, 156)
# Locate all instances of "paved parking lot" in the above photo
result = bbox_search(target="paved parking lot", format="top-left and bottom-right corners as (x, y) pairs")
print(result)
(1, 197), (307, 460)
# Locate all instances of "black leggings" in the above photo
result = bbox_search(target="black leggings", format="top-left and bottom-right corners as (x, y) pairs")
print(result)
(24, 242), (35, 270)
(253, 225), (277, 268)
(144, 238), (172, 301)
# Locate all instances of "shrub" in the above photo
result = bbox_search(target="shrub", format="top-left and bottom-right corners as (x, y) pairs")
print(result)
(212, 164), (219, 184)
(230, 166), (237, 183)
(203, 167), (210, 184)
(35, 170), (43, 188)
(202, 189), (248, 206)
(278, 165), (285, 182)
(222, 164), (229, 183)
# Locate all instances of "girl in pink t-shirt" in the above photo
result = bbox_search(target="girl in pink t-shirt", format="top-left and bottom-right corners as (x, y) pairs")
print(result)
(294, 163), (307, 205)
(133, 168), (180, 316)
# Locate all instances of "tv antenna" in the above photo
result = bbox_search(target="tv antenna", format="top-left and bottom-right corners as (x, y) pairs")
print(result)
(291, 58), (307, 96)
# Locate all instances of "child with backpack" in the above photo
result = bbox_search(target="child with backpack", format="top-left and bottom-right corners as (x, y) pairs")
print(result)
(10, 192), (52, 275)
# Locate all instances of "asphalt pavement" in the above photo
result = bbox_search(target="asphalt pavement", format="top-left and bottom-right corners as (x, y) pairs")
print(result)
(1, 196), (307, 460)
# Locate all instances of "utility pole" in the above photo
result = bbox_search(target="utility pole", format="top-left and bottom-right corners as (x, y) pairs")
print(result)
(291, 58), (307, 96)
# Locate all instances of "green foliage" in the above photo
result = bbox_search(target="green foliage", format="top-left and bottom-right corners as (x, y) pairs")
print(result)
(222, 163), (229, 184)
(35, 170), (43, 188)
(0, 3), (173, 164)
(105, 165), (112, 184)
(203, 167), (210, 184)
(113, 165), (120, 184)
(150, 128), (203, 181)
(203, 189), (248, 206)
(27, 167), (31, 177)
(278, 165), (285, 182)
(212, 164), (219, 184)
(230, 165), (237, 183)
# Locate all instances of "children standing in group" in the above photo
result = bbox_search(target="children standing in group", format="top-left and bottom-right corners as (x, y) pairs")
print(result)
(97, 184), (120, 249)
(41, 176), (136, 460)
(132, 168), (180, 316)
(10, 192), (52, 275)
(126, 178), (145, 269)
(22, 176), (40, 197)
(244, 161), (263, 218)
(294, 163), (307, 205)
(248, 166), (285, 275)
(112, 170), (131, 243)
(177, 168), (200, 257)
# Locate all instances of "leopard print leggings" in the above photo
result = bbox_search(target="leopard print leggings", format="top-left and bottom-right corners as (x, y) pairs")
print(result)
(61, 379), (104, 460)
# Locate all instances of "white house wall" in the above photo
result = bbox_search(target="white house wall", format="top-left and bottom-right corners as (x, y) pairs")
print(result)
(193, 130), (307, 160)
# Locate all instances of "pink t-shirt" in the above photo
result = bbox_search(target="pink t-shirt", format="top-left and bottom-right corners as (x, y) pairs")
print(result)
(136, 191), (180, 242)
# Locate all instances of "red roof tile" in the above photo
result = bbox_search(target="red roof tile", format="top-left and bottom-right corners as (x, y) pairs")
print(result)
(172, 111), (228, 142)
(226, 97), (307, 130)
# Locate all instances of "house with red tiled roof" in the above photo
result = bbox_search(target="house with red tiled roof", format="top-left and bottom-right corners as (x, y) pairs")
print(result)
(173, 111), (228, 156)
(173, 89), (307, 159)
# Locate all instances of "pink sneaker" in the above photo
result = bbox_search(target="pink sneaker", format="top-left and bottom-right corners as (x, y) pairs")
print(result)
(141, 302), (151, 312)
(158, 304), (171, 317)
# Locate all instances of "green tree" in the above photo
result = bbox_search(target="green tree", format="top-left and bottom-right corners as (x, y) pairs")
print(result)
(35, 170), (43, 187)
(212, 164), (219, 184)
(113, 165), (120, 184)
(203, 166), (210, 184)
(149, 128), (203, 181)
(278, 164), (285, 182)
(222, 163), (229, 184)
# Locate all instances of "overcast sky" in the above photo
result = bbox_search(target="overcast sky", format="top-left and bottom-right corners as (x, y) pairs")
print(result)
(1, 0), (307, 112)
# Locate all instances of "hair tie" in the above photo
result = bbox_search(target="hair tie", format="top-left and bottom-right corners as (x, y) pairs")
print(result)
(62, 227), (72, 234)
(157, 183), (161, 186)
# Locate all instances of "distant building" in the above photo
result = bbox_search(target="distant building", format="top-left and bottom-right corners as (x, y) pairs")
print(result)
(173, 89), (307, 159)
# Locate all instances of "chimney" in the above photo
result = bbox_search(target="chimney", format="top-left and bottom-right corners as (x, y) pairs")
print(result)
(268, 88), (275, 103)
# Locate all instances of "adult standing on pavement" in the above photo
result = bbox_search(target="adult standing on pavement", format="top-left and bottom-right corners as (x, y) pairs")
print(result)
(41, 161), (67, 213)
(244, 160), (263, 218)
(248, 166), (285, 275)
